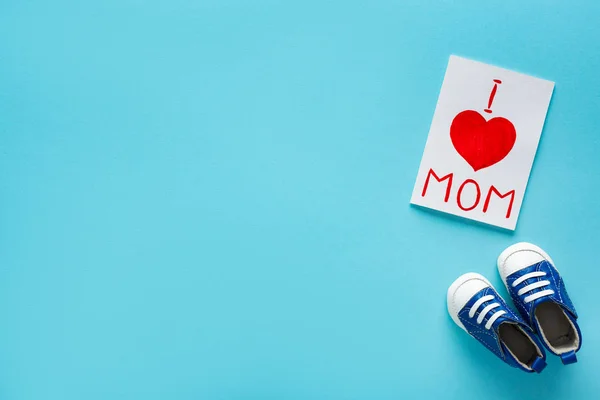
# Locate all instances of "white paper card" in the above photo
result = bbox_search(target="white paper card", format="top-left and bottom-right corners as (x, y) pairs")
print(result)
(410, 56), (554, 230)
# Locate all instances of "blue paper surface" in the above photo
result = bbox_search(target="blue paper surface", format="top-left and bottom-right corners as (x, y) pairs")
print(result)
(1, 1), (599, 398)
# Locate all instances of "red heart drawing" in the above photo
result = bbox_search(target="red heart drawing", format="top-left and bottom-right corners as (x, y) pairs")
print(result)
(450, 110), (517, 171)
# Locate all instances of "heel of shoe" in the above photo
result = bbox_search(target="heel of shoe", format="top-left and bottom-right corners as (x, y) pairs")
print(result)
(560, 350), (578, 365)
(531, 357), (547, 373)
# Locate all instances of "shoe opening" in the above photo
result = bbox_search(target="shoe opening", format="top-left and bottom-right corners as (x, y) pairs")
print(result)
(535, 302), (579, 353)
(499, 323), (542, 370)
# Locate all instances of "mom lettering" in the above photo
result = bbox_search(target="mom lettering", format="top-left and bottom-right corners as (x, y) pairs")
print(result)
(421, 168), (515, 219)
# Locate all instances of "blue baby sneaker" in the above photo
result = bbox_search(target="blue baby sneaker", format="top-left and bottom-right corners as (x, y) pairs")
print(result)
(448, 273), (547, 373)
(498, 243), (582, 365)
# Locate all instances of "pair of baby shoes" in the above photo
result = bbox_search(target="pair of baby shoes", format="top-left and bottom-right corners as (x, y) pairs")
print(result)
(447, 243), (581, 373)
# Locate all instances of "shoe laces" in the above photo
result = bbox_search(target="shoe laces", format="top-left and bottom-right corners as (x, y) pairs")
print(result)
(469, 295), (506, 330)
(512, 271), (555, 303)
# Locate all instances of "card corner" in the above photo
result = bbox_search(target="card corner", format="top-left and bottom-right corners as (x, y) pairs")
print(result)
(448, 54), (463, 64)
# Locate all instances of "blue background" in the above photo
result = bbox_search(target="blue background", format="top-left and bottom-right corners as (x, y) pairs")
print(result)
(1, 1), (599, 399)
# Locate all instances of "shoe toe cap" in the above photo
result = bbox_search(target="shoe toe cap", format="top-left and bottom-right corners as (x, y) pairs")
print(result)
(447, 273), (491, 330)
(497, 242), (554, 283)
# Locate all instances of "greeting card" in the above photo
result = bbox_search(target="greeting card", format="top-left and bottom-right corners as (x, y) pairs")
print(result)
(411, 56), (554, 230)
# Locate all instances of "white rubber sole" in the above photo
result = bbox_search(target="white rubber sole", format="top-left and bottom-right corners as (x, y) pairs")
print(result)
(447, 272), (494, 332)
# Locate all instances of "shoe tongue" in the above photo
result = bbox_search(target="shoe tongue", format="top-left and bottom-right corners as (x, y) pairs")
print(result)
(489, 313), (512, 332)
(535, 293), (575, 316)
(532, 297), (575, 328)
